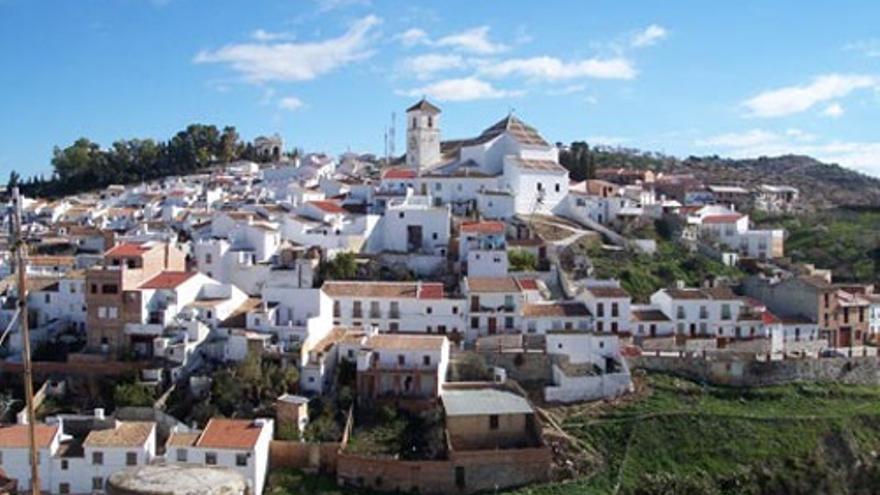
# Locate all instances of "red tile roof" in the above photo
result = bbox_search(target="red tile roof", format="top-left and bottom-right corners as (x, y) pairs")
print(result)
(0, 424), (58, 449)
(106, 243), (149, 257)
(460, 221), (505, 235)
(308, 200), (346, 214)
(196, 419), (267, 450)
(518, 278), (539, 291)
(382, 168), (417, 180)
(417, 283), (444, 299)
(322, 281), (444, 299)
(701, 214), (744, 224)
(140, 271), (196, 289)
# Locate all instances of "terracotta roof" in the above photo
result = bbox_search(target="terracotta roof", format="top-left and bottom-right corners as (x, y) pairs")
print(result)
(196, 419), (267, 450)
(701, 214), (744, 224)
(28, 256), (76, 267)
(166, 432), (200, 448)
(466, 115), (549, 147)
(382, 168), (417, 180)
(365, 334), (447, 351)
(0, 424), (58, 449)
(586, 286), (630, 299)
(105, 243), (149, 257)
(406, 98), (441, 114)
(632, 309), (670, 322)
(460, 221), (505, 235)
(511, 157), (567, 173)
(663, 287), (739, 301)
(308, 200), (346, 214)
(322, 281), (444, 299)
(83, 421), (154, 448)
(522, 302), (590, 317)
(140, 271), (196, 289)
(466, 276), (522, 293)
(517, 278), (540, 291)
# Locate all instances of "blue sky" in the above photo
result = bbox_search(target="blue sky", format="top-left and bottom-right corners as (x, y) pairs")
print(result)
(2, 0), (880, 177)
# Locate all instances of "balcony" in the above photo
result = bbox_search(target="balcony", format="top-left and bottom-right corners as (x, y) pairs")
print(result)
(124, 322), (164, 336)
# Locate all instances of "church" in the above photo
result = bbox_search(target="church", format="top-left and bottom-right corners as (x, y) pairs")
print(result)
(390, 98), (571, 219)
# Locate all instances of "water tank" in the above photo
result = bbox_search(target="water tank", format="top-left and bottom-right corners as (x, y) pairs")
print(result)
(107, 464), (249, 495)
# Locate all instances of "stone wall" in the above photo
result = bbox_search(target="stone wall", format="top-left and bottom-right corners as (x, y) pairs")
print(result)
(478, 351), (552, 384)
(629, 355), (880, 387)
(336, 446), (551, 495)
(269, 440), (340, 474)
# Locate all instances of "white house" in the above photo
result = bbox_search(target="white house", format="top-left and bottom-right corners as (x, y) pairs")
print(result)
(169, 418), (274, 495)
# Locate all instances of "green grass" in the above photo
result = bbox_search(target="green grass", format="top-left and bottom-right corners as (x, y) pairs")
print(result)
(511, 374), (880, 495)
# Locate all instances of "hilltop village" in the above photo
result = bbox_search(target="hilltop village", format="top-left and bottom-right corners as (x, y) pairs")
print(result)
(1, 99), (877, 495)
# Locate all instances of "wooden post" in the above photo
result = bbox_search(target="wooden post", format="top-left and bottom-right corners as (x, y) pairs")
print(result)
(11, 187), (41, 495)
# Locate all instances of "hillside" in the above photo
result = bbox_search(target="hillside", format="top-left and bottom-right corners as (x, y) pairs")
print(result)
(512, 373), (880, 495)
(584, 146), (880, 209)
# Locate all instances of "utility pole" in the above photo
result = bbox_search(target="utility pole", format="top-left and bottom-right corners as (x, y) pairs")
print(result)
(10, 187), (40, 495)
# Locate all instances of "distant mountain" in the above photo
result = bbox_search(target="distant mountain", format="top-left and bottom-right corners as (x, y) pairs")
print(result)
(585, 146), (880, 209)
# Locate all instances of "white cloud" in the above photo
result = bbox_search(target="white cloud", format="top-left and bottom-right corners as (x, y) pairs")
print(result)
(399, 54), (466, 79)
(822, 102), (844, 118)
(194, 15), (381, 83)
(844, 39), (880, 58)
(742, 74), (877, 118)
(400, 77), (522, 101)
(435, 26), (507, 54)
(631, 24), (667, 48)
(547, 84), (587, 96)
(480, 56), (636, 81)
(251, 29), (294, 42)
(396, 28), (429, 47)
(278, 96), (304, 111)
(695, 128), (880, 176)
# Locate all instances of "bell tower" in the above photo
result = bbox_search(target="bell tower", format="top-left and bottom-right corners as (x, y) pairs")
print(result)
(405, 98), (441, 175)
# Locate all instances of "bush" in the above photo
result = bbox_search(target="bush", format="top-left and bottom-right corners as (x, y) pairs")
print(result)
(113, 382), (154, 408)
(509, 249), (538, 271)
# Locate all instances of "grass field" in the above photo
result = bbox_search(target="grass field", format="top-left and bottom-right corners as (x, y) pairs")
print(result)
(512, 373), (880, 494)
(266, 373), (880, 495)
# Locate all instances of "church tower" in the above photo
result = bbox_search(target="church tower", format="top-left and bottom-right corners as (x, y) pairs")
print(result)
(405, 98), (441, 174)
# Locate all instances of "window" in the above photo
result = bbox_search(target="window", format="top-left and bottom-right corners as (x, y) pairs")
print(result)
(470, 295), (480, 312)
(59, 483), (70, 494)
(555, 183), (560, 192)
(536, 183), (543, 191)
(353, 301), (363, 318)
(423, 355), (431, 366)
(108, 307), (118, 319)
(61, 459), (68, 470)
(596, 303), (605, 318)
(432, 232), (438, 240)
(435, 183), (441, 191)
(205, 452), (217, 465)
(205, 253), (212, 264)
(126, 452), (137, 466)
(489, 414), (499, 430)
(597, 321), (604, 332)
(45, 294), (51, 304)
(236, 453), (248, 466)
(398, 212), (405, 219)
(471, 317), (479, 329)
(92, 451), (104, 465)
(92, 478), (103, 491)
(611, 322), (618, 333)
(333, 301), (341, 318)
(177, 449), (187, 462)
(721, 304), (731, 320)
(611, 303), (619, 318)
(369, 301), (381, 319)
(102, 284), (119, 294)
(452, 306), (459, 315)
(676, 306), (685, 319)
(699, 306), (708, 319)
(91, 284), (98, 294)
(504, 295), (514, 310)
(98, 307), (107, 319)
(505, 317), (514, 329)
(389, 322), (399, 332)
(389, 302), (400, 318)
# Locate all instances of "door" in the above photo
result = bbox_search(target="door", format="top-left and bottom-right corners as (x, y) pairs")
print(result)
(487, 317), (497, 335)
(839, 327), (852, 347)
(407, 225), (423, 253)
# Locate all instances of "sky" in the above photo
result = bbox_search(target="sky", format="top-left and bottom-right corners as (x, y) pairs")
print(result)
(2, 0), (880, 178)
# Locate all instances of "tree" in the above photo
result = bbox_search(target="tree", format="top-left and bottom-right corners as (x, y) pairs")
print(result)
(113, 382), (155, 408)
(320, 252), (359, 280)
(508, 249), (538, 271)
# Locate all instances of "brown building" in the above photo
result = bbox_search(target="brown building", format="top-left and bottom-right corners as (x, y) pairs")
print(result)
(741, 275), (873, 347)
(85, 241), (186, 355)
